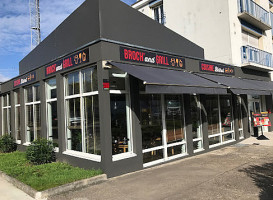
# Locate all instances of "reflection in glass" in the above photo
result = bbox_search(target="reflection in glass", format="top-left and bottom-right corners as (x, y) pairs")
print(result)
(47, 101), (58, 147)
(26, 105), (34, 142)
(34, 83), (40, 101)
(165, 95), (185, 144)
(26, 86), (33, 103)
(193, 141), (202, 151)
(143, 149), (164, 164)
(15, 90), (20, 105)
(190, 95), (202, 139)
(167, 144), (186, 157)
(84, 96), (100, 155)
(205, 95), (220, 135)
(35, 104), (41, 139)
(220, 95), (233, 132)
(66, 72), (80, 96)
(140, 94), (162, 150)
(15, 106), (21, 140)
(82, 68), (98, 93)
(222, 133), (233, 142)
(67, 98), (82, 151)
(111, 94), (129, 155)
(109, 68), (126, 90)
(3, 108), (8, 134)
(209, 136), (220, 146)
(47, 79), (57, 99)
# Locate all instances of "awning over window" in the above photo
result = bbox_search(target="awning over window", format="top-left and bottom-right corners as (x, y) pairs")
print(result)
(196, 73), (272, 95)
(108, 62), (227, 94)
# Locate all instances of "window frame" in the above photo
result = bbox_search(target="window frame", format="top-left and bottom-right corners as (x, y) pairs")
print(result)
(24, 83), (41, 145)
(208, 95), (235, 148)
(2, 94), (11, 136)
(140, 93), (187, 168)
(109, 70), (135, 161)
(14, 90), (21, 143)
(46, 78), (59, 151)
(64, 66), (101, 162)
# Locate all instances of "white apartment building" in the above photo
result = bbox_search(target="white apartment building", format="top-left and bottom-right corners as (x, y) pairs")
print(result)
(133, 0), (273, 72)
(133, 0), (273, 135)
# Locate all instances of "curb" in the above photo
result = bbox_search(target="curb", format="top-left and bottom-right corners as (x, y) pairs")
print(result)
(0, 171), (107, 200)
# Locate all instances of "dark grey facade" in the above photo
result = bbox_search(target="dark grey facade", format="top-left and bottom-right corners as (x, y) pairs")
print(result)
(1, 0), (273, 178)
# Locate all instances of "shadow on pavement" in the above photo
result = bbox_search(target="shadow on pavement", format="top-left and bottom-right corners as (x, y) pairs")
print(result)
(239, 163), (273, 200)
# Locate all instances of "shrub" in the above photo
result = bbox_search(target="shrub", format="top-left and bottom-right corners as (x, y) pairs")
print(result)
(26, 138), (56, 165)
(0, 134), (16, 153)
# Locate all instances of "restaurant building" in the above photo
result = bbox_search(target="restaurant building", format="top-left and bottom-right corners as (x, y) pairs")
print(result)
(1, 0), (273, 177)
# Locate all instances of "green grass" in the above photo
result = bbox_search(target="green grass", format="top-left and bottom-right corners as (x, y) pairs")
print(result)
(0, 151), (102, 191)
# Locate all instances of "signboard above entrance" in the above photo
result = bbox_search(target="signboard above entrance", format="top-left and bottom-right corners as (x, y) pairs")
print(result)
(45, 48), (89, 76)
(199, 62), (235, 75)
(13, 72), (36, 88)
(120, 46), (185, 69)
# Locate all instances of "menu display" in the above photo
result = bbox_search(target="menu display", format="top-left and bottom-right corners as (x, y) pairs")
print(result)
(252, 112), (271, 127)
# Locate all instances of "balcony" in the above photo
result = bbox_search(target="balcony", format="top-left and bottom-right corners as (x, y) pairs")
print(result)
(271, 12), (273, 38)
(241, 45), (273, 71)
(238, 0), (271, 30)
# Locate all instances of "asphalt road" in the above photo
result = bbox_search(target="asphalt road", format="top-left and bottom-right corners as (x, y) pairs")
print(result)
(49, 137), (273, 200)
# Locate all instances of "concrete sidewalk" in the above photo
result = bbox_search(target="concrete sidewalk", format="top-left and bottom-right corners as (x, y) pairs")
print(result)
(0, 176), (34, 200)
(1, 132), (273, 200)
(49, 132), (273, 200)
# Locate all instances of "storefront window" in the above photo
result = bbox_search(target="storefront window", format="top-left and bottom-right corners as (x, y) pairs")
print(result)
(46, 78), (58, 147)
(109, 68), (132, 157)
(25, 83), (41, 143)
(140, 94), (163, 163)
(2, 94), (11, 135)
(140, 92), (187, 166)
(165, 95), (186, 156)
(65, 67), (101, 157)
(190, 95), (203, 151)
(14, 90), (21, 141)
(206, 95), (220, 136)
(205, 95), (235, 147)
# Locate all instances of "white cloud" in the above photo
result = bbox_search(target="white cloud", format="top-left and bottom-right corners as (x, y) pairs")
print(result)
(0, 73), (11, 82)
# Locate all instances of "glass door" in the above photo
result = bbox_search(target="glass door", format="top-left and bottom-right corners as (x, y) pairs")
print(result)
(248, 95), (261, 135)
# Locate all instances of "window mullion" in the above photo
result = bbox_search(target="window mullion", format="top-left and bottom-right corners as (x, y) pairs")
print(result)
(218, 95), (222, 144)
(161, 94), (167, 160)
(80, 71), (86, 153)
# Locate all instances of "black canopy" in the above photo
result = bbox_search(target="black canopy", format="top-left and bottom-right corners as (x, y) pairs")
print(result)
(108, 62), (227, 94)
(196, 73), (271, 95)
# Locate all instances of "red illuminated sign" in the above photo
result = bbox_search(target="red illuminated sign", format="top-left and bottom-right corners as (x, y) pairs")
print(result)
(120, 46), (185, 69)
(45, 48), (89, 76)
(13, 72), (36, 88)
(199, 62), (235, 75)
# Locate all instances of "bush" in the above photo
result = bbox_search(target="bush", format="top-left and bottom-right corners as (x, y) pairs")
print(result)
(0, 134), (16, 153)
(26, 138), (56, 165)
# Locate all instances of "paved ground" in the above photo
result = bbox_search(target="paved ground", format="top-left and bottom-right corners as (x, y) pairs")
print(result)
(1, 133), (273, 200)
(0, 177), (34, 200)
(49, 132), (273, 200)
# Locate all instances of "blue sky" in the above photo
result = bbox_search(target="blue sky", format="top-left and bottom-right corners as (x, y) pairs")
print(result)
(0, 0), (136, 81)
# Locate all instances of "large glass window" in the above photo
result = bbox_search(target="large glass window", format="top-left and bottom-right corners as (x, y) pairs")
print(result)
(205, 95), (234, 147)
(25, 83), (41, 143)
(140, 94), (163, 163)
(2, 94), (11, 135)
(190, 95), (203, 151)
(140, 92), (187, 166)
(46, 78), (58, 147)
(14, 90), (21, 141)
(109, 68), (132, 158)
(65, 67), (100, 159)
